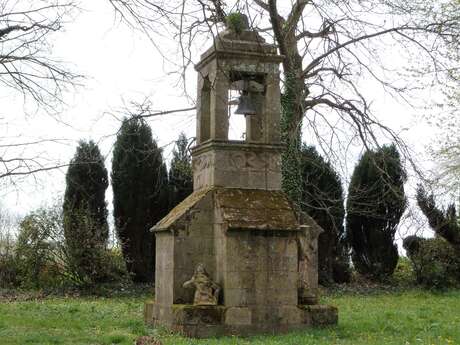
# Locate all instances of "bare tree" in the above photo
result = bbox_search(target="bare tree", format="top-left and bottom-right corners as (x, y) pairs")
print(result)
(108, 0), (459, 168)
(0, 0), (80, 110)
(427, 92), (460, 195)
(0, 138), (74, 179)
(0, 201), (18, 255)
(0, 1), (81, 181)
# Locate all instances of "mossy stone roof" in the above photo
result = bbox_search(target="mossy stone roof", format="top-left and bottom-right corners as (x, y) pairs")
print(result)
(153, 187), (301, 232)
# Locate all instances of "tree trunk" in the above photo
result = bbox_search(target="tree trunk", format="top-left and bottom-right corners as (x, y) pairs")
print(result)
(280, 33), (306, 206)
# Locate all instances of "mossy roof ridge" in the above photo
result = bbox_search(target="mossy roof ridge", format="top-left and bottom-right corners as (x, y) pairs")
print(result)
(152, 187), (212, 231)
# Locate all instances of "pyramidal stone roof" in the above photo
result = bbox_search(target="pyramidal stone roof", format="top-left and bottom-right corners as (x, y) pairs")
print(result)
(152, 188), (301, 232)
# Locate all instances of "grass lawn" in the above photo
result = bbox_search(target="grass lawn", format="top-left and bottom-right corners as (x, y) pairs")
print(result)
(0, 290), (459, 345)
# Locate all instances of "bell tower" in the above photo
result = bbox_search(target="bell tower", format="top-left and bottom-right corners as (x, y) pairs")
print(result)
(145, 22), (338, 338)
(192, 28), (284, 191)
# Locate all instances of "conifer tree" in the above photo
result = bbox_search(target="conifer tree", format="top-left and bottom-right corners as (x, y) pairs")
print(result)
(300, 145), (350, 284)
(169, 132), (193, 208)
(346, 144), (407, 280)
(63, 140), (109, 283)
(416, 185), (460, 251)
(112, 117), (169, 282)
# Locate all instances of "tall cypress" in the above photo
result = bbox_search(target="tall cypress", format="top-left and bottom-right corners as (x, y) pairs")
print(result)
(112, 117), (169, 282)
(346, 144), (407, 280)
(300, 145), (350, 284)
(169, 132), (193, 208)
(63, 140), (109, 283)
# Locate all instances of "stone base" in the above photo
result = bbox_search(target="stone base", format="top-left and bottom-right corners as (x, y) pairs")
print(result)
(144, 301), (338, 338)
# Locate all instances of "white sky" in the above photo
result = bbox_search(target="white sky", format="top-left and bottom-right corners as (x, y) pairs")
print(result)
(1, 1), (445, 243)
(2, 2), (197, 213)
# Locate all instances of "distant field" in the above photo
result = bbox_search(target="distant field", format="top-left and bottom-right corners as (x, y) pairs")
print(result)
(0, 290), (459, 345)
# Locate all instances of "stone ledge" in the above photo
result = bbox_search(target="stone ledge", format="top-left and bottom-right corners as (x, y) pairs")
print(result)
(191, 140), (285, 155)
(145, 302), (338, 338)
(172, 305), (226, 325)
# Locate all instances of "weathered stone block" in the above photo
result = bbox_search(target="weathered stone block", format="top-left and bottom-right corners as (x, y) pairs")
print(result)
(224, 271), (255, 289)
(144, 301), (156, 326)
(225, 307), (252, 325)
(279, 305), (301, 325)
(155, 305), (173, 326)
(155, 269), (174, 305)
(251, 306), (281, 325)
(252, 287), (296, 306)
(224, 288), (255, 306)
(266, 270), (297, 290)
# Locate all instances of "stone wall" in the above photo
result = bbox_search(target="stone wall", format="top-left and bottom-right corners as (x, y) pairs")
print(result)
(221, 231), (299, 328)
(192, 142), (283, 191)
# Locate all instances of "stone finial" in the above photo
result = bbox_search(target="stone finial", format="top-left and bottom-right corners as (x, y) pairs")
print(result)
(225, 13), (250, 33)
(219, 13), (266, 43)
(183, 263), (220, 306)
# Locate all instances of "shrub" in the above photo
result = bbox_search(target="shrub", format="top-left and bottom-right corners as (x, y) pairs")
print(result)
(63, 206), (115, 285)
(391, 256), (416, 286)
(0, 252), (19, 288)
(403, 235), (460, 289)
(14, 202), (129, 289)
(0, 206), (20, 287)
(332, 245), (353, 284)
(16, 209), (61, 288)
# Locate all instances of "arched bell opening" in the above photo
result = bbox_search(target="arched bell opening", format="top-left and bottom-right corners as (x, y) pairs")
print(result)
(198, 76), (211, 143)
(227, 71), (266, 143)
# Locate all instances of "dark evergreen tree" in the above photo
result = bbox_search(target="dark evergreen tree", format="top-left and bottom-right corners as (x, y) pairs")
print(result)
(63, 140), (109, 284)
(300, 145), (350, 285)
(346, 144), (407, 280)
(169, 132), (193, 208)
(112, 117), (169, 282)
(416, 185), (460, 250)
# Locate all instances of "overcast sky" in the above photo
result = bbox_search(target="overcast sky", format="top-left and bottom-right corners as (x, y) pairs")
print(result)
(1, 1), (442, 242)
(2, 2), (197, 212)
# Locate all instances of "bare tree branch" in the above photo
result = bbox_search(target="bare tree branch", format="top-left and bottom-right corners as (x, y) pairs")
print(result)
(107, 0), (460, 181)
(284, 0), (309, 39)
(0, 1), (82, 113)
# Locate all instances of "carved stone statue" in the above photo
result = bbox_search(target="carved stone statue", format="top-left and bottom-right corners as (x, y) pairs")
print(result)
(297, 223), (323, 305)
(183, 263), (220, 306)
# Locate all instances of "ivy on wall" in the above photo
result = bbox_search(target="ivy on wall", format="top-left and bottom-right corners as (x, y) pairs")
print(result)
(281, 73), (302, 206)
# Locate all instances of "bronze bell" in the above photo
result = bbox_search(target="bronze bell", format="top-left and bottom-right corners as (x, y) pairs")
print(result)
(235, 93), (257, 115)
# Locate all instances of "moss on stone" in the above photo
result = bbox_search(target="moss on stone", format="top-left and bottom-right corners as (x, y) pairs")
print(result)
(153, 188), (212, 231)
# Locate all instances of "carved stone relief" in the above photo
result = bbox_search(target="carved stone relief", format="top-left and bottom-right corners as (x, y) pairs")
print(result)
(227, 151), (266, 171)
(193, 152), (214, 188)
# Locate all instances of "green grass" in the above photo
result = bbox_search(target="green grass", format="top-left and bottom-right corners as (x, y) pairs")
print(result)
(0, 290), (459, 344)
